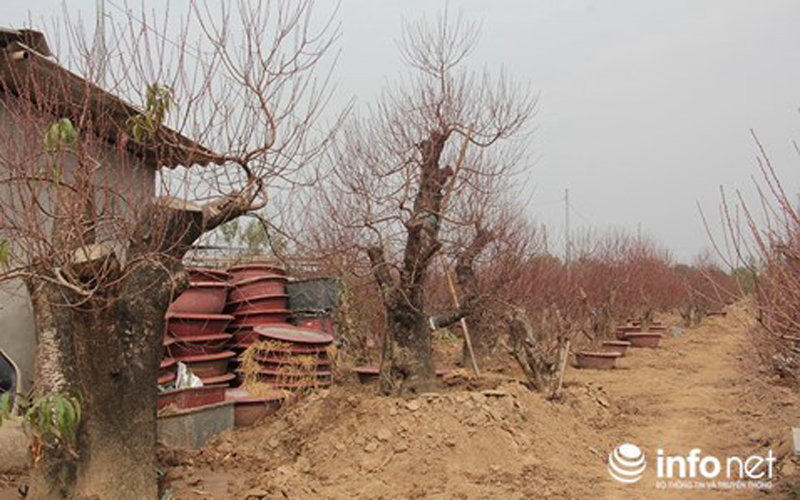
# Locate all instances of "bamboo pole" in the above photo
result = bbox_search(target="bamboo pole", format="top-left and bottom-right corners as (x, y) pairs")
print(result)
(443, 266), (480, 378)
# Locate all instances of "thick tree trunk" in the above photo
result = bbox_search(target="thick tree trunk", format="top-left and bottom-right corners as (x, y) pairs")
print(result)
(27, 261), (181, 500)
(381, 294), (435, 396)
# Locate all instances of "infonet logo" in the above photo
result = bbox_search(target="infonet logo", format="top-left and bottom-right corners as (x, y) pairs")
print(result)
(608, 443), (646, 483)
(608, 443), (776, 490)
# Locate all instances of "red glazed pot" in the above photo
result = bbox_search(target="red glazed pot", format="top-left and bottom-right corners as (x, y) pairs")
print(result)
(353, 366), (379, 384)
(169, 282), (230, 314)
(186, 267), (231, 284)
(601, 340), (631, 357)
(199, 372), (237, 387)
(157, 385), (226, 411)
(625, 332), (663, 348)
(226, 388), (287, 427)
(230, 310), (292, 329)
(575, 351), (621, 370)
(229, 276), (288, 302)
(255, 325), (334, 345)
(225, 294), (290, 314)
(166, 333), (232, 357)
(230, 327), (259, 345)
(256, 355), (331, 369)
(228, 262), (287, 283)
(166, 313), (234, 338)
(264, 379), (332, 390)
(173, 351), (237, 377)
(258, 368), (332, 379)
(615, 325), (642, 340)
(157, 371), (177, 385)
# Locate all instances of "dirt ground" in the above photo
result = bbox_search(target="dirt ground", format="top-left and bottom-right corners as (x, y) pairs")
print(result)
(3, 305), (800, 499)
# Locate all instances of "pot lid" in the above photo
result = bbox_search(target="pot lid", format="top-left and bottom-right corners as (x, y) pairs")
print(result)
(230, 275), (289, 286)
(255, 326), (333, 345)
(169, 333), (232, 343)
(165, 312), (235, 321)
(172, 350), (237, 363)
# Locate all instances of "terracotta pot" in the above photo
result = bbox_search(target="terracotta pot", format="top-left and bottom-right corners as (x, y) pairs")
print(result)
(226, 388), (287, 427)
(256, 354), (331, 367)
(252, 343), (330, 356)
(169, 282), (230, 314)
(158, 357), (177, 385)
(173, 351), (237, 377)
(615, 325), (642, 340)
(230, 310), (292, 329)
(225, 294), (290, 314)
(353, 366), (379, 384)
(229, 327), (260, 348)
(159, 357), (177, 370)
(186, 267), (231, 284)
(198, 372), (237, 387)
(292, 312), (334, 335)
(255, 325), (334, 345)
(166, 333), (232, 357)
(157, 371), (177, 385)
(228, 262), (287, 283)
(601, 340), (631, 356)
(157, 385), (226, 411)
(264, 379), (332, 390)
(166, 313), (234, 338)
(575, 351), (621, 370)
(625, 332), (663, 348)
(229, 276), (288, 302)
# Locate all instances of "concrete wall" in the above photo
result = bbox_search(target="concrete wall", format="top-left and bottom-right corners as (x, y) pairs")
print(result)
(0, 95), (156, 392)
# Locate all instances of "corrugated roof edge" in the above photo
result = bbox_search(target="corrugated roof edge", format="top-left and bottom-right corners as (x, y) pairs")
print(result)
(0, 34), (223, 169)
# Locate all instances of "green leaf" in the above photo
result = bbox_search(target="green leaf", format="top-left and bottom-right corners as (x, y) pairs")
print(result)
(43, 118), (77, 151)
(0, 239), (10, 267)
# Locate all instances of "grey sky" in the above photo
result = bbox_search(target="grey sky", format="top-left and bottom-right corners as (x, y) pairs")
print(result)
(5, 0), (799, 262)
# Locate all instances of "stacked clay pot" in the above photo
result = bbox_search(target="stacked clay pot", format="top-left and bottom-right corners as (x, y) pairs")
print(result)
(225, 263), (291, 350)
(251, 325), (334, 390)
(161, 267), (237, 387)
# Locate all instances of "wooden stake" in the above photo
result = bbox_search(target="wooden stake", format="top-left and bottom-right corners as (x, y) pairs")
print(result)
(443, 266), (480, 378)
(549, 338), (570, 400)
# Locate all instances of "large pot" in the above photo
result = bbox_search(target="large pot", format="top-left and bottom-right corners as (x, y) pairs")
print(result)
(601, 340), (631, 357)
(229, 276), (288, 303)
(615, 325), (642, 340)
(225, 294), (290, 314)
(230, 310), (292, 329)
(226, 388), (287, 427)
(625, 332), (663, 348)
(172, 351), (237, 377)
(228, 262), (287, 283)
(169, 282), (230, 314)
(166, 333), (232, 357)
(353, 366), (379, 384)
(166, 313), (234, 338)
(157, 385), (226, 411)
(255, 325), (334, 345)
(575, 351), (621, 370)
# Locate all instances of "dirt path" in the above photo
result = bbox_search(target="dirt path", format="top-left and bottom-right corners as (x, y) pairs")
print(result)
(569, 306), (800, 499)
(5, 306), (797, 499)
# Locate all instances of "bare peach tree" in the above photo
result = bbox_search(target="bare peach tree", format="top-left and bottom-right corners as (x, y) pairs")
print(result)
(0, 3), (337, 498)
(712, 133), (800, 380)
(314, 11), (535, 395)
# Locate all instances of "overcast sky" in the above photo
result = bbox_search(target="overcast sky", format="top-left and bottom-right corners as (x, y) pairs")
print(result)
(5, 0), (800, 262)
